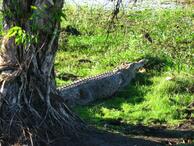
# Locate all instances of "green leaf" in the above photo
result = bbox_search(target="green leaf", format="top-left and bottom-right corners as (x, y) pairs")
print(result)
(31, 5), (37, 10)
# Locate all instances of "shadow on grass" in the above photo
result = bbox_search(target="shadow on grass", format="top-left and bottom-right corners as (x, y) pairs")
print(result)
(52, 127), (164, 146)
(121, 123), (194, 139)
(93, 121), (194, 146)
(144, 56), (174, 72)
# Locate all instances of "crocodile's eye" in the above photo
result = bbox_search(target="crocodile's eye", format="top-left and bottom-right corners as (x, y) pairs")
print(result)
(79, 89), (85, 98)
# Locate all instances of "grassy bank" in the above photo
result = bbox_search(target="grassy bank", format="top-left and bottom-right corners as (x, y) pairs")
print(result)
(0, 1), (192, 132)
(55, 5), (193, 129)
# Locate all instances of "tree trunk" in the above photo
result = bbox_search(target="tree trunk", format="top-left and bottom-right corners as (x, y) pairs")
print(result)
(0, 0), (84, 145)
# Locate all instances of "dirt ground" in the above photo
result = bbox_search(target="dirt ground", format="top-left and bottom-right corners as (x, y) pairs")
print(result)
(53, 119), (194, 146)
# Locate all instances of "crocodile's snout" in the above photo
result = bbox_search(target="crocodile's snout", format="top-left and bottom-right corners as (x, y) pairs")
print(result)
(132, 59), (148, 70)
(137, 59), (148, 65)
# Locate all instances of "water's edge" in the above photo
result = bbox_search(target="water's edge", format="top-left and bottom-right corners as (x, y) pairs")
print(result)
(65, 0), (183, 10)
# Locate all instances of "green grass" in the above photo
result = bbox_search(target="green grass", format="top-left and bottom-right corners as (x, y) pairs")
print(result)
(55, 5), (194, 129)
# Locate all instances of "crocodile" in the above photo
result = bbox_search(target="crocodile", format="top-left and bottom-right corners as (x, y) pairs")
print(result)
(57, 59), (147, 106)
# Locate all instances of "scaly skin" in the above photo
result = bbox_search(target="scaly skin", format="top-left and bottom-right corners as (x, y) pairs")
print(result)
(57, 59), (147, 106)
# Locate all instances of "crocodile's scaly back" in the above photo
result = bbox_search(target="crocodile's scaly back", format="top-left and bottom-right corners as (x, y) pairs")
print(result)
(57, 59), (147, 106)
(58, 70), (116, 91)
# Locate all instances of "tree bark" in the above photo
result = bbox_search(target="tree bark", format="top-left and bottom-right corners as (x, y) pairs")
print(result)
(0, 0), (83, 145)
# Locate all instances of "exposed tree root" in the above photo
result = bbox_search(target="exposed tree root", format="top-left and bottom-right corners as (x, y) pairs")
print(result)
(0, 93), (85, 146)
